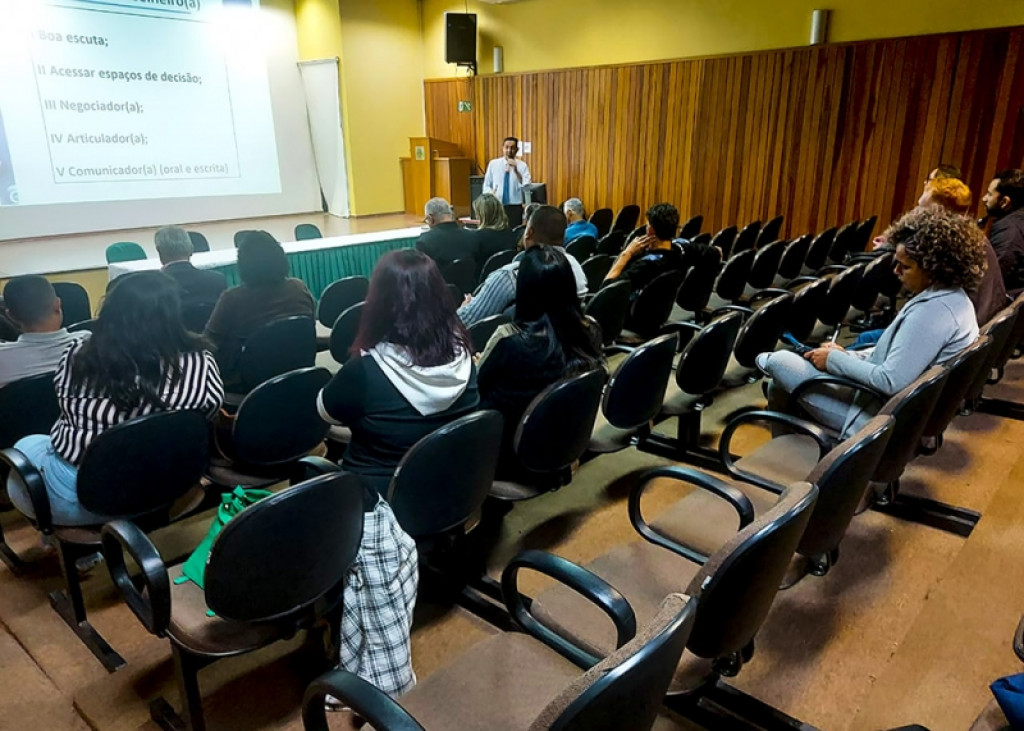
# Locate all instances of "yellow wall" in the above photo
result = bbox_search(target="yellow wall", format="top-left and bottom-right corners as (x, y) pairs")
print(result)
(420, 0), (1024, 78)
(296, 0), (425, 216)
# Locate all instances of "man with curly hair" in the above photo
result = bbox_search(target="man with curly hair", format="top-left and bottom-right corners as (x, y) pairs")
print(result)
(757, 206), (983, 437)
(982, 169), (1024, 295)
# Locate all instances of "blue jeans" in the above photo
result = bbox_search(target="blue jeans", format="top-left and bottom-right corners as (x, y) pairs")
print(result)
(6, 435), (109, 526)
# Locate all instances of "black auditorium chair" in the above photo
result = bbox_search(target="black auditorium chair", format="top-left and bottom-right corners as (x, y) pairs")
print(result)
(441, 258), (477, 298)
(52, 282), (91, 328)
(317, 276), (369, 331)
(848, 252), (897, 326)
(855, 215), (879, 251)
(674, 247), (723, 323)
(67, 318), (97, 334)
(714, 411), (894, 581)
(745, 239), (787, 292)
(581, 254), (615, 294)
(801, 227), (838, 274)
(716, 291), (793, 388)
(775, 234), (813, 284)
(565, 235), (597, 262)
(328, 302), (364, 366)
(708, 249), (755, 308)
(624, 225), (647, 246)
(0, 372), (60, 453)
(585, 281), (631, 345)
(1, 410), (209, 670)
(729, 220), (761, 255)
(589, 207), (614, 239)
(479, 249), (516, 285)
(827, 221), (860, 264)
(209, 367), (331, 490)
(754, 215), (784, 249)
(596, 230), (628, 257)
(966, 306), (1019, 415)
(489, 369), (606, 504)
(920, 337), (993, 454)
(187, 231), (210, 253)
(102, 471), (364, 731)
(812, 262), (866, 341)
(229, 316), (317, 402)
(468, 313), (511, 353)
(620, 270), (686, 342)
(781, 277), (830, 343)
(679, 214), (703, 240)
(587, 333), (678, 456)
(611, 204), (641, 234)
(709, 226), (739, 260)
(527, 467), (818, 729)
(181, 302), (215, 334)
(301, 555), (697, 731)
(689, 232), (712, 245)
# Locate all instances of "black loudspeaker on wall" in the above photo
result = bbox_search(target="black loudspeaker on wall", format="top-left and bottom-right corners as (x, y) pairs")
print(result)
(445, 12), (477, 68)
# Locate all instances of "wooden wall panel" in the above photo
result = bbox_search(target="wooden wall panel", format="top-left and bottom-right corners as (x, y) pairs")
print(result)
(423, 26), (1024, 238)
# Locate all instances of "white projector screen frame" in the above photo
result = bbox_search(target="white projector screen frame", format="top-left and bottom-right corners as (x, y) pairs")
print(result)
(0, 0), (321, 242)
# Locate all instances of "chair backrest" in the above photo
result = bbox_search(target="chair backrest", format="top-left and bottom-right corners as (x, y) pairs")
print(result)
(873, 365), (949, 484)
(675, 311), (744, 395)
(988, 299), (1024, 382)
(596, 230), (628, 257)
(52, 282), (91, 327)
(611, 205), (641, 233)
(798, 415), (894, 558)
(965, 307), (1018, 404)
(627, 270), (686, 337)
(855, 216), (878, 251)
(295, 223), (323, 241)
(187, 231), (210, 253)
(105, 241), (146, 264)
(803, 227), (838, 271)
(514, 369), (607, 473)
(776, 235), (812, 281)
(565, 236), (597, 262)
(624, 225), (647, 246)
(480, 249), (516, 284)
(730, 220), (762, 255)
(442, 258), (477, 297)
(709, 226), (739, 259)
(679, 215), (703, 240)
(850, 253), (896, 312)
(689, 232), (712, 246)
(786, 277), (830, 342)
(747, 240), (787, 289)
(923, 337), (993, 441)
(732, 292), (793, 368)
(675, 248), (723, 314)
(238, 316), (317, 392)
(828, 221), (860, 263)
(231, 367), (331, 466)
(0, 373), (60, 450)
(468, 314), (511, 353)
(818, 263), (865, 327)
(539, 594), (697, 731)
(714, 249), (755, 302)
(181, 301), (216, 333)
(581, 255), (615, 294)
(754, 215), (784, 250)
(387, 410), (504, 538)
(317, 276), (369, 329)
(589, 208), (614, 239)
(602, 333), (678, 430)
(685, 481), (817, 660)
(585, 281), (632, 345)
(77, 410), (209, 518)
(206, 472), (364, 622)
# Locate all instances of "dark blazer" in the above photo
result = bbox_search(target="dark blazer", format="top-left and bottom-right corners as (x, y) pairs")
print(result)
(416, 222), (479, 268)
(163, 261), (228, 307)
(990, 208), (1024, 296)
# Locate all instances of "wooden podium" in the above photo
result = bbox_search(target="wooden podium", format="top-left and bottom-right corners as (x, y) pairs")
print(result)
(401, 137), (474, 218)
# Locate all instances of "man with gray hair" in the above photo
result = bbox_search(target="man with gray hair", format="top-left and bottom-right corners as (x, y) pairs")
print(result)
(155, 226), (226, 311)
(562, 198), (598, 243)
(416, 197), (478, 268)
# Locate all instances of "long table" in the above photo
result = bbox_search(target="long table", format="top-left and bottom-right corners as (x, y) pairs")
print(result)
(107, 227), (424, 298)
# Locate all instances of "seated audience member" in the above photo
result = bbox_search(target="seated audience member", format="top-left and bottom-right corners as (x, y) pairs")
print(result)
(7, 271), (223, 526)
(757, 207), (983, 438)
(155, 226), (227, 309)
(982, 169), (1024, 295)
(605, 203), (686, 293)
(478, 245), (603, 478)
(470, 193), (517, 276)
(871, 163), (964, 251)
(204, 230), (314, 387)
(563, 198), (599, 243)
(925, 163), (963, 186)
(416, 197), (478, 268)
(0, 276), (89, 389)
(458, 205), (588, 327)
(316, 248), (479, 499)
(919, 177), (1006, 323)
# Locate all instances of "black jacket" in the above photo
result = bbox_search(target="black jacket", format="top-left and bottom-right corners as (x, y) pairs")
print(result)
(415, 222), (479, 268)
(163, 261), (228, 307)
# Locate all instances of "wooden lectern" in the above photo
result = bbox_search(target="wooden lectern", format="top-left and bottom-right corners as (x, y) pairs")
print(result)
(401, 137), (474, 218)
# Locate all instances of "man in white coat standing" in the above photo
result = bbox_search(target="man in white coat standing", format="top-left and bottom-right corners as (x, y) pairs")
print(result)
(483, 136), (531, 228)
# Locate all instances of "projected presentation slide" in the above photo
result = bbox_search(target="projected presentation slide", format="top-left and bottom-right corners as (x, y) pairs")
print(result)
(0, 0), (281, 207)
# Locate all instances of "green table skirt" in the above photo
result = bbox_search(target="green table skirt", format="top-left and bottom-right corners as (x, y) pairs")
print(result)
(212, 237), (418, 299)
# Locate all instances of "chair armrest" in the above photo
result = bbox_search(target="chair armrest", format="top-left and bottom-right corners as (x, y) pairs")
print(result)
(719, 410), (833, 494)
(748, 288), (791, 307)
(0, 448), (53, 532)
(501, 549), (636, 669)
(602, 344), (635, 357)
(1014, 615), (1024, 663)
(101, 520), (170, 636)
(291, 456), (342, 485)
(788, 374), (887, 413)
(628, 466), (755, 565)
(815, 264), (847, 276)
(709, 304), (753, 321)
(660, 321), (702, 350)
(784, 276), (821, 289)
(302, 669), (425, 731)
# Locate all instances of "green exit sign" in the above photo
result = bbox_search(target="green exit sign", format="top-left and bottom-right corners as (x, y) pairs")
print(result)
(458, 100), (472, 112)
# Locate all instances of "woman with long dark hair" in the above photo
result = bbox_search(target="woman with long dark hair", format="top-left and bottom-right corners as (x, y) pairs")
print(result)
(7, 271), (223, 525)
(477, 244), (603, 474)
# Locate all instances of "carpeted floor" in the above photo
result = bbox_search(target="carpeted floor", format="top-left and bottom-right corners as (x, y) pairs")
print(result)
(4, 362), (1024, 730)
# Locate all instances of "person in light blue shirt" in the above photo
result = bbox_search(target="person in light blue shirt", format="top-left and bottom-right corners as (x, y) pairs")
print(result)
(563, 198), (598, 243)
(483, 137), (531, 228)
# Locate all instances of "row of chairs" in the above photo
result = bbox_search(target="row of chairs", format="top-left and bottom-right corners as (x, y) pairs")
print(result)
(103, 224), (324, 264)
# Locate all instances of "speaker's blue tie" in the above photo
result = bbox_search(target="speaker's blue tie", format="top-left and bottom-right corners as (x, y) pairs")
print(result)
(502, 170), (510, 205)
